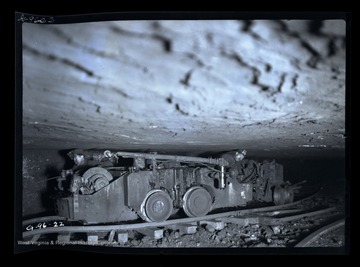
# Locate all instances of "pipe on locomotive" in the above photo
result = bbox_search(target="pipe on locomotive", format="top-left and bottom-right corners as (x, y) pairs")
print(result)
(113, 151), (231, 166)
(68, 149), (232, 167)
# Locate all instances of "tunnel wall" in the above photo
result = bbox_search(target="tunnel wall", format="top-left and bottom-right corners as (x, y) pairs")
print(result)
(22, 149), (68, 218)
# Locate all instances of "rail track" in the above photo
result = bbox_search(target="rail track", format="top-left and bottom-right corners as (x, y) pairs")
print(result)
(20, 191), (343, 247)
(294, 219), (345, 247)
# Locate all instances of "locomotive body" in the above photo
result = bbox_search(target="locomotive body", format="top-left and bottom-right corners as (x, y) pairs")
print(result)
(55, 149), (294, 224)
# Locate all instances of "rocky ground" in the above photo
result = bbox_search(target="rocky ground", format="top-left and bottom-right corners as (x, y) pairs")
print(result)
(21, 185), (346, 255)
(111, 195), (346, 249)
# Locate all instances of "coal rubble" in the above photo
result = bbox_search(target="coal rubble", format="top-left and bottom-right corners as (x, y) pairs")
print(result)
(112, 195), (345, 248)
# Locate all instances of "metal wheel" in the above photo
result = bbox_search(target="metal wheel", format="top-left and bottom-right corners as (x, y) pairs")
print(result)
(182, 186), (212, 217)
(284, 185), (294, 203)
(140, 189), (173, 222)
(273, 186), (286, 205)
(273, 185), (294, 205)
(82, 167), (112, 192)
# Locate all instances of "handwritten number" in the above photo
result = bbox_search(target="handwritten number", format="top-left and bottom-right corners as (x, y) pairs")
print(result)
(35, 222), (47, 229)
(18, 14), (26, 22)
(17, 14), (55, 24)
(25, 225), (34, 231)
(25, 221), (64, 231)
(34, 18), (46, 24)
(54, 221), (64, 227)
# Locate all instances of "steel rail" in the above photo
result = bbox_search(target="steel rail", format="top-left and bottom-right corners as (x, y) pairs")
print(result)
(22, 191), (319, 239)
(294, 219), (345, 247)
(273, 207), (337, 223)
(220, 207), (337, 226)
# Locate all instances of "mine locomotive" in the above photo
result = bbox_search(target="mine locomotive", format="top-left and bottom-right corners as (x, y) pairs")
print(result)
(55, 149), (294, 224)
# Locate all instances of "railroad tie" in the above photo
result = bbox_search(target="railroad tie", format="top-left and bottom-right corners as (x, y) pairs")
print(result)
(87, 234), (99, 244)
(167, 223), (198, 235)
(136, 227), (163, 240)
(117, 232), (129, 244)
(199, 220), (225, 230)
(221, 216), (261, 227)
(107, 230), (116, 242)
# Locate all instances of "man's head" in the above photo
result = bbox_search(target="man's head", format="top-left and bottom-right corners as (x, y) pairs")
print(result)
(235, 150), (247, 161)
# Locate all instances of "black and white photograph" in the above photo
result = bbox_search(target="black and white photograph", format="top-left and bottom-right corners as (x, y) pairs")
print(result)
(15, 12), (349, 254)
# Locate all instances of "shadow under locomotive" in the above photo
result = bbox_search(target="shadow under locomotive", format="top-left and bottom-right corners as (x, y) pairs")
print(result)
(54, 149), (297, 225)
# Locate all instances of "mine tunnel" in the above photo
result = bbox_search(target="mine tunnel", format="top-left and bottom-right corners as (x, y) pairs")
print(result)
(19, 18), (348, 249)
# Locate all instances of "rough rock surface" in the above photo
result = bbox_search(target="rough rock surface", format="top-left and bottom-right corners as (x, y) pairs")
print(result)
(22, 19), (346, 158)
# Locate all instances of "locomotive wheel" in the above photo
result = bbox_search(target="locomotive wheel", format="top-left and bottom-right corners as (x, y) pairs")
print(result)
(284, 185), (294, 203)
(140, 189), (173, 222)
(273, 186), (286, 205)
(182, 186), (212, 217)
(273, 185), (294, 205)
